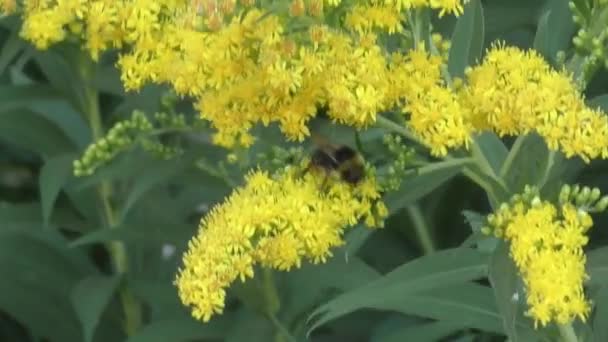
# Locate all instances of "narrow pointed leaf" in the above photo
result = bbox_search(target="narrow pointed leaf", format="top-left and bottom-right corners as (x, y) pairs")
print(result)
(448, 0), (485, 77)
(40, 153), (76, 226)
(308, 248), (488, 331)
(71, 275), (122, 342)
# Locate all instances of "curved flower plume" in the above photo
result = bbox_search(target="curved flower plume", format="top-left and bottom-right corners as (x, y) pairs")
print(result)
(492, 201), (590, 326)
(461, 43), (608, 162)
(483, 186), (608, 327)
(175, 166), (387, 322)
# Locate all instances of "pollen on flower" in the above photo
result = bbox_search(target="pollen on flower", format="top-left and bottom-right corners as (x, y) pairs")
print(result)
(175, 167), (387, 322)
(484, 194), (593, 327)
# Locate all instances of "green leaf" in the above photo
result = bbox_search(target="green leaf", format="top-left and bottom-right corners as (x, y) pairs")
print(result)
(0, 84), (64, 112)
(589, 94), (608, 112)
(308, 248), (488, 332)
(69, 223), (195, 247)
(373, 320), (469, 342)
(483, 0), (544, 41)
(40, 154), (77, 226)
(0, 272), (83, 342)
(111, 85), (165, 118)
(462, 210), (497, 253)
(448, 0), (485, 78)
(0, 109), (77, 158)
(363, 283), (506, 334)
(0, 32), (26, 75)
(126, 316), (228, 342)
(129, 276), (186, 320)
(72, 152), (150, 190)
(533, 0), (576, 64)
(489, 241), (518, 338)
(385, 158), (469, 213)
(70, 275), (122, 342)
(28, 99), (92, 149)
(33, 48), (87, 114)
(587, 246), (608, 287)
(500, 133), (551, 194)
(0, 85), (90, 148)
(533, 11), (551, 53)
(281, 256), (380, 327)
(0, 228), (94, 342)
(462, 210), (484, 232)
(341, 226), (374, 257)
(119, 155), (195, 221)
(92, 65), (126, 97)
(226, 310), (275, 342)
(488, 240), (534, 341)
(592, 286), (608, 342)
(0, 202), (43, 225)
(463, 162), (510, 206)
(472, 132), (508, 176)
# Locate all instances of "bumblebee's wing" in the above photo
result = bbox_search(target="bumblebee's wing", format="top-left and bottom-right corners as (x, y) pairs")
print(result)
(310, 132), (333, 149)
(310, 132), (339, 162)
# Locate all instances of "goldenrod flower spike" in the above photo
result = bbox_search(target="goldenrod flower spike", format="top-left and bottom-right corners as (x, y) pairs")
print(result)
(388, 46), (473, 156)
(483, 185), (608, 327)
(175, 167), (386, 322)
(462, 43), (608, 162)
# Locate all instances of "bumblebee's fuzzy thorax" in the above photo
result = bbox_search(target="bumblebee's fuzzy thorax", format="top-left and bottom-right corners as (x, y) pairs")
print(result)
(309, 144), (365, 185)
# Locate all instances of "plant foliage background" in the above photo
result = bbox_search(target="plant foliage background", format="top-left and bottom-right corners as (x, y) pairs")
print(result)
(1, 0), (608, 342)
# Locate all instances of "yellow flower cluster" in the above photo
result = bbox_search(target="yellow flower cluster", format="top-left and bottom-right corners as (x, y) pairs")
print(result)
(389, 46), (472, 156)
(461, 44), (608, 162)
(175, 167), (386, 322)
(486, 198), (592, 327)
(17, 1), (608, 163)
(377, 0), (468, 16)
(16, 0), (470, 150)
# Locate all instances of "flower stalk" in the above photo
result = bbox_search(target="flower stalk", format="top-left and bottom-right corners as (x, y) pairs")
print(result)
(558, 323), (578, 342)
(79, 55), (142, 336)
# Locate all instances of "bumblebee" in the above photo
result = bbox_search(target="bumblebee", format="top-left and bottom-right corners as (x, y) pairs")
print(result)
(307, 134), (365, 185)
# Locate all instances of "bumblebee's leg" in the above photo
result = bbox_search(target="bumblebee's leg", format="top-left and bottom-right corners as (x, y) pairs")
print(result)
(300, 163), (311, 178)
(319, 173), (330, 191)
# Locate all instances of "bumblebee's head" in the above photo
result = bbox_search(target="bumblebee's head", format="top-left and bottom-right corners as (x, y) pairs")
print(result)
(334, 145), (357, 163)
(339, 164), (365, 184)
(334, 146), (365, 184)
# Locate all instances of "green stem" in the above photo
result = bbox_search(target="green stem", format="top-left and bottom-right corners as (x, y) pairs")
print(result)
(261, 268), (295, 342)
(375, 115), (420, 143)
(499, 134), (525, 179)
(427, 29), (453, 88)
(567, 6), (608, 87)
(470, 138), (496, 177)
(538, 150), (556, 188)
(268, 314), (297, 342)
(557, 323), (578, 342)
(406, 204), (435, 254)
(79, 56), (142, 336)
(406, 10), (422, 47)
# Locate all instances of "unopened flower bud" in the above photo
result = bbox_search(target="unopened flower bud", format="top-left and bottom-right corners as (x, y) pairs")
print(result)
(594, 196), (608, 212)
(559, 184), (571, 204)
